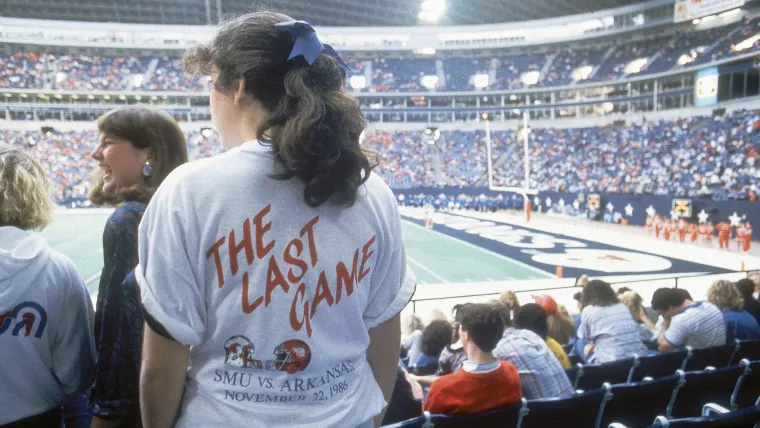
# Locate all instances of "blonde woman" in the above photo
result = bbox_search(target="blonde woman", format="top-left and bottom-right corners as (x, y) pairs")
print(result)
(499, 290), (520, 321)
(401, 314), (425, 367)
(0, 144), (95, 427)
(707, 280), (760, 342)
(619, 291), (657, 344)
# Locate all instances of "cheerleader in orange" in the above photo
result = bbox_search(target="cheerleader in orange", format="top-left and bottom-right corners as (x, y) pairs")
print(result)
(654, 216), (663, 239)
(678, 218), (688, 243)
(668, 219), (679, 242)
(646, 216), (654, 236)
(698, 223), (708, 246)
(736, 223), (746, 252)
(706, 221), (715, 246)
(717, 221), (731, 249)
(689, 223), (698, 244)
(743, 223), (752, 252)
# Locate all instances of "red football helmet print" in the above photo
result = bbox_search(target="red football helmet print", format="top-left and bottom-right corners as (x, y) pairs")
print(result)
(266, 339), (312, 374)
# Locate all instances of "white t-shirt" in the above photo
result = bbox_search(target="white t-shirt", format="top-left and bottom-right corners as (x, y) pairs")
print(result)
(136, 141), (416, 428)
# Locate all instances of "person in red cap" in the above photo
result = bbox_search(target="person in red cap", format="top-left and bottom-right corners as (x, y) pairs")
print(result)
(533, 295), (576, 346)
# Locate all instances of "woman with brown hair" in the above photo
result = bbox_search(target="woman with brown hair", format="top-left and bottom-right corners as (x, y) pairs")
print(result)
(87, 106), (188, 428)
(135, 12), (414, 428)
(0, 144), (95, 427)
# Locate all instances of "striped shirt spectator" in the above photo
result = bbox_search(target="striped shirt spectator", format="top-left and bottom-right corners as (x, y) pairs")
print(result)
(664, 302), (726, 349)
(579, 303), (647, 363)
(493, 328), (574, 399)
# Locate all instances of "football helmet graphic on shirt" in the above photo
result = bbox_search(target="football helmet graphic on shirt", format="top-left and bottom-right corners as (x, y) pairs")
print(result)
(265, 339), (312, 374)
(224, 336), (262, 369)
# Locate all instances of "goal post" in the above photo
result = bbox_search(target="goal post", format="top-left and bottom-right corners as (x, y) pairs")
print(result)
(484, 112), (538, 221)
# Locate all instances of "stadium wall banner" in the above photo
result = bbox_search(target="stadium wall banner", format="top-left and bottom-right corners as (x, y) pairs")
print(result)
(674, 0), (745, 23)
(391, 187), (760, 232)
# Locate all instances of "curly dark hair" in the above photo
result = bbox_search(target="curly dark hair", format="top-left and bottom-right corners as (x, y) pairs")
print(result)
(420, 320), (453, 358)
(582, 280), (619, 308)
(458, 303), (505, 353)
(184, 11), (374, 207)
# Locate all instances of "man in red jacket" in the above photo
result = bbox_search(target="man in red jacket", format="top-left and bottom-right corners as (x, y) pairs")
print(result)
(425, 303), (522, 415)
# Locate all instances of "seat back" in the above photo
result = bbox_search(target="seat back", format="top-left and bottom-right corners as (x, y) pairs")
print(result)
(519, 384), (612, 428)
(683, 343), (736, 372)
(731, 339), (760, 365)
(429, 401), (521, 428)
(652, 401), (760, 427)
(381, 414), (427, 428)
(629, 351), (688, 382)
(600, 372), (684, 427)
(670, 362), (750, 418)
(576, 358), (636, 391)
(735, 360), (760, 409)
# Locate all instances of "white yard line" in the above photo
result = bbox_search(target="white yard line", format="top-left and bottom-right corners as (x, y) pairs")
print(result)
(408, 256), (451, 284)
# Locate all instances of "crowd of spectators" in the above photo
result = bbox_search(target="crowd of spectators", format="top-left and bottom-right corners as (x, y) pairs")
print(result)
(387, 275), (760, 423)
(4, 108), (757, 205)
(0, 18), (757, 93)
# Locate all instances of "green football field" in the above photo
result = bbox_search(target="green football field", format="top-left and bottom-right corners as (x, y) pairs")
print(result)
(41, 209), (549, 295)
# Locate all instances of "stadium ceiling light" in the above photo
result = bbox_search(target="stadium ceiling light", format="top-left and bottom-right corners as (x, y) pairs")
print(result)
(103, 95), (111, 100)
(54, 94), (63, 99)
(71, 94), (79, 99)
(19, 93), (28, 98)
(118, 95), (127, 100)
(414, 48), (437, 55)
(87, 94), (95, 100)
(134, 95), (142, 101)
(421, 75), (439, 89)
(473, 73), (490, 89)
(151, 95), (158, 101)
(3, 93), (11, 97)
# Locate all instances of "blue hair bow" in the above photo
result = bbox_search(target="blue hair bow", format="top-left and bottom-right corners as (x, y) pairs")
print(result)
(275, 21), (352, 73)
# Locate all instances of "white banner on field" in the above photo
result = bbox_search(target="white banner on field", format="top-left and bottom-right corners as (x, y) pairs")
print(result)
(674, 0), (745, 23)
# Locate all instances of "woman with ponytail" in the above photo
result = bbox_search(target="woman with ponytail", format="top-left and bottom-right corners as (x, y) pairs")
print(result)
(136, 12), (415, 428)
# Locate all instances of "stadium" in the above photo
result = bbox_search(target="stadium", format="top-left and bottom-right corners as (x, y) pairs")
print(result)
(1, 0), (760, 426)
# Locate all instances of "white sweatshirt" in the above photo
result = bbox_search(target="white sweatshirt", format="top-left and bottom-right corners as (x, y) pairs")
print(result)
(0, 226), (96, 424)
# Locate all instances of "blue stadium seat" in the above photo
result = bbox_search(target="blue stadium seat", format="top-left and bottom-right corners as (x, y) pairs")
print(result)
(429, 401), (521, 428)
(731, 339), (760, 365)
(629, 351), (689, 382)
(575, 358), (636, 391)
(670, 360), (751, 418)
(409, 364), (438, 376)
(647, 398), (760, 427)
(735, 360), (760, 409)
(380, 413), (426, 428)
(683, 343), (736, 372)
(518, 383), (612, 428)
(600, 372), (684, 427)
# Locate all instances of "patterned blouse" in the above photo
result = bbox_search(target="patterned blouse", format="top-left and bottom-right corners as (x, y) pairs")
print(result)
(90, 201), (146, 421)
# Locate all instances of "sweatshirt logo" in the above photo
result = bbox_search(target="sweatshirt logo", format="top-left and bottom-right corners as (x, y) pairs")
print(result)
(0, 301), (47, 338)
(223, 337), (312, 375)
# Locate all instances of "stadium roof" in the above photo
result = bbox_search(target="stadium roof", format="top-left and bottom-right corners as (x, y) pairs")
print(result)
(0, 0), (651, 27)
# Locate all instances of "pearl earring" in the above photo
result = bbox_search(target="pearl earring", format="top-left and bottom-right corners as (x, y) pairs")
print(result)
(142, 161), (153, 178)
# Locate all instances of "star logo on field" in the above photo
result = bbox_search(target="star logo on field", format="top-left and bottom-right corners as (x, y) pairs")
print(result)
(646, 205), (656, 217)
(545, 197), (552, 207)
(606, 202), (614, 212)
(729, 212), (742, 227)
(697, 210), (709, 224)
(625, 204), (634, 217)
(573, 200), (580, 210)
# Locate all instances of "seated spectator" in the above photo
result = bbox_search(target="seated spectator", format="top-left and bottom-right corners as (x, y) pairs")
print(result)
(401, 314), (424, 366)
(381, 367), (423, 425)
(619, 291), (658, 345)
(534, 294), (576, 345)
(499, 290), (521, 321)
(437, 305), (468, 376)
(736, 278), (760, 325)
(0, 144), (96, 426)
(651, 287), (726, 352)
(425, 303), (522, 415)
(493, 304), (575, 399)
(415, 320), (453, 369)
(576, 274), (590, 288)
(707, 280), (760, 342)
(515, 304), (572, 369)
(572, 292), (583, 330)
(579, 280), (647, 363)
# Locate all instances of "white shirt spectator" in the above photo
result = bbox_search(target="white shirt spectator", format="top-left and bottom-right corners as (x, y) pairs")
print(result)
(136, 141), (415, 428)
(663, 302), (725, 349)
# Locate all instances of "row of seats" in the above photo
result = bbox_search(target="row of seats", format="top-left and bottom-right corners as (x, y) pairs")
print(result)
(1, 18), (757, 92)
(384, 339), (760, 427)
